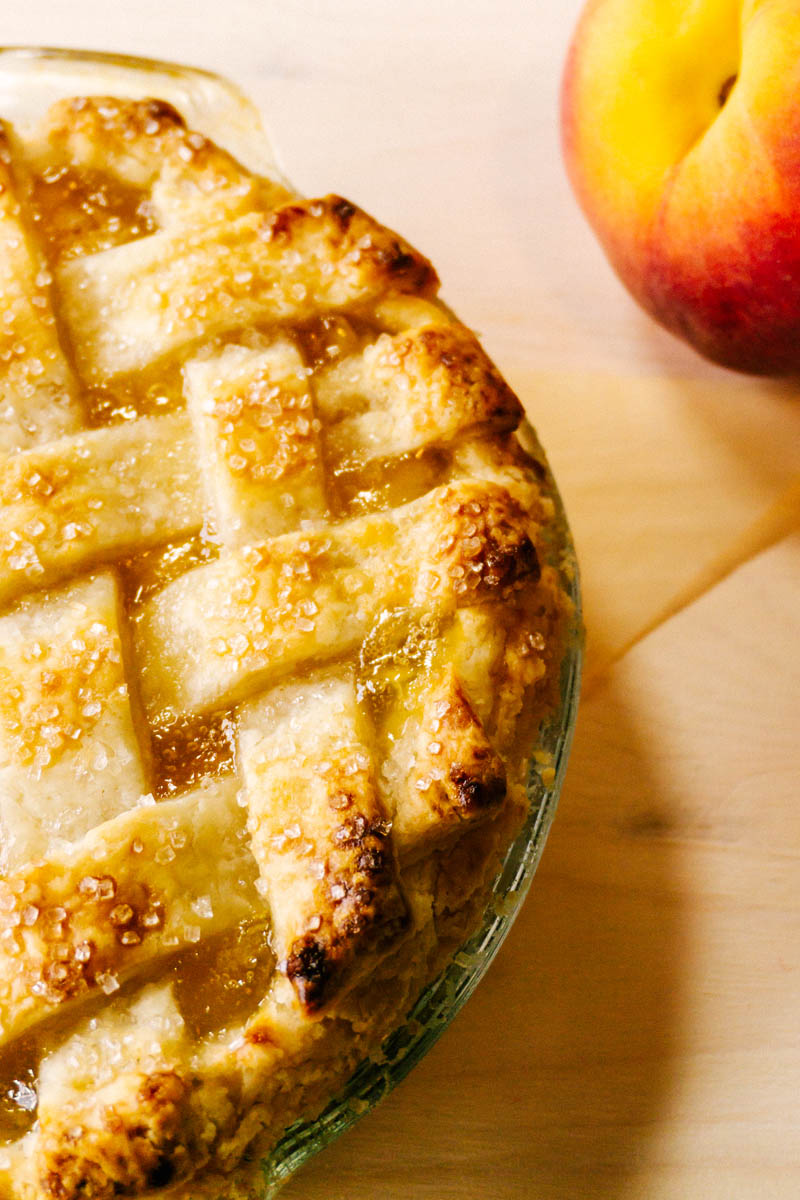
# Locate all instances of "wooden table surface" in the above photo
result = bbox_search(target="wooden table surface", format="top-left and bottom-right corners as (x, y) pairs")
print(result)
(4, 3), (799, 1196)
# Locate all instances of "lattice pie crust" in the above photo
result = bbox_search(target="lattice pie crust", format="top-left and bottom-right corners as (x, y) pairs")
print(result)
(0, 97), (567, 1198)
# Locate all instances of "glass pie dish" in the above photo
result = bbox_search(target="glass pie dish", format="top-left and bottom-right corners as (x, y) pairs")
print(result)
(0, 46), (582, 1198)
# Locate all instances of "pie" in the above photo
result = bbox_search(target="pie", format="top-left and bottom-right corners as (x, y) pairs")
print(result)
(0, 95), (569, 1198)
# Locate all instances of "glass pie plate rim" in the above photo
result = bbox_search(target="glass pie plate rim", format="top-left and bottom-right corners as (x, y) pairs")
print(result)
(0, 45), (583, 1198)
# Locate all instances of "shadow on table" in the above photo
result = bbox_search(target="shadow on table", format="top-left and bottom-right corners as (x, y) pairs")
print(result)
(638, 315), (800, 498)
(281, 665), (689, 1199)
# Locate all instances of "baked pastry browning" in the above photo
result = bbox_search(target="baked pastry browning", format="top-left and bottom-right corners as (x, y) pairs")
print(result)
(0, 96), (568, 1198)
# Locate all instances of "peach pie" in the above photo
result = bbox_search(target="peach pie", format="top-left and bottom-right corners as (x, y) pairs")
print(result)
(0, 96), (567, 1198)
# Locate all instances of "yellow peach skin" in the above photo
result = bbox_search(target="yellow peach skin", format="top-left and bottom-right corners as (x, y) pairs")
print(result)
(562, 0), (800, 374)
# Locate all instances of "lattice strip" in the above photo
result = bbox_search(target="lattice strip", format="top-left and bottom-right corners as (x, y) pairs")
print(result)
(390, 666), (507, 864)
(22, 96), (290, 238)
(370, 607), (509, 865)
(240, 673), (406, 1015)
(0, 777), (259, 1048)
(315, 322), (522, 465)
(188, 345), (407, 1015)
(0, 572), (149, 874)
(184, 338), (327, 545)
(32, 984), (192, 1198)
(0, 125), (82, 455)
(26, 979), (316, 1198)
(57, 197), (437, 382)
(134, 478), (539, 721)
(0, 412), (203, 607)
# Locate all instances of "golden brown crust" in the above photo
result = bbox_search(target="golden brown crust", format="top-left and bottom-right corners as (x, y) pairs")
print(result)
(283, 794), (408, 1014)
(417, 670), (507, 814)
(184, 338), (328, 544)
(0, 780), (257, 1047)
(134, 479), (540, 721)
(57, 195), (438, 382)
(0, 415), (204, 608)
(37, 1070), (193, 1199)
(240, 677), (408, 1016)
(389, 667), (507, 865)
(27, 96), (290, 242)
(0, 867), (165, 1011)
(430, 480), (540, 595)
(317, 320), (522, 464)
(0, 124), (83, 455)
(0, 581), (126, 773)
(376, 322), (522, 431)
(264, 195), (438, 295)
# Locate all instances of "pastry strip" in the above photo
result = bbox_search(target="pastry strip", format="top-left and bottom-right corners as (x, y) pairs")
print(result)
(184, 338), (327, 544)
(33, 984), (195, 1198)
(316, 323), (522, 465)
(24, 95), (289, 235)
(0, 413), (203, 607)
(240, 674), (406, 1014)
(0, 573), (148, 873)
(0, 125), (83, 455)
(0, 778), (259, 1048)
(58, 196), (437, 381)
(134, 479), (540, 720)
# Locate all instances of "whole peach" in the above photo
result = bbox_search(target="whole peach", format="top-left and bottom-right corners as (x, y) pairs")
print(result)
(562, 0), (800, 374)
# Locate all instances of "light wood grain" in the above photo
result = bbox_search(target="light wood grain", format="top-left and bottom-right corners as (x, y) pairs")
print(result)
(2, 2), (799, 1197)
(523, 367), (800, 679)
